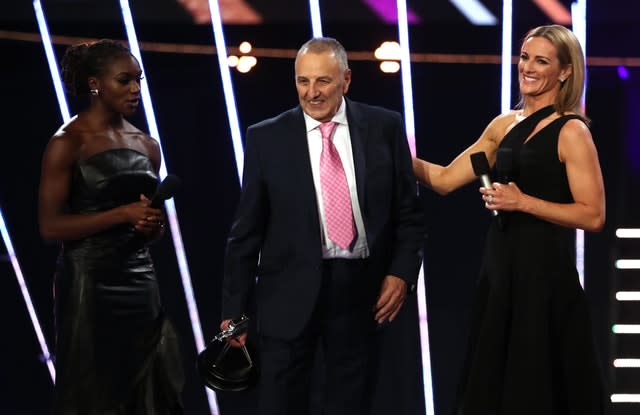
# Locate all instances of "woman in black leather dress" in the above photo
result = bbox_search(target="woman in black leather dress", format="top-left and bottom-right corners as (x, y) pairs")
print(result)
(413, 25), (607, 414)
(39, 39), (183, 414)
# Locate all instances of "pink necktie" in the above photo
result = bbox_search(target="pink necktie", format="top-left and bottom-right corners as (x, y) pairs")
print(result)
(319, 121), (355, 250)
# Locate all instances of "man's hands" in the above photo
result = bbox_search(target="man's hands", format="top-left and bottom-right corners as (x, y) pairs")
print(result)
(220, 319), (248, 348)
(373, 275), (407, 324)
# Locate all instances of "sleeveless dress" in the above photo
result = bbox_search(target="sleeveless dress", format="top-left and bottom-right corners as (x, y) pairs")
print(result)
(53, 148), (184, 414)
(456, 106), (607, 415)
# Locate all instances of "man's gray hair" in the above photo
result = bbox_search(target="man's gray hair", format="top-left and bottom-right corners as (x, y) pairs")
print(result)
(296, 37), (349, 72)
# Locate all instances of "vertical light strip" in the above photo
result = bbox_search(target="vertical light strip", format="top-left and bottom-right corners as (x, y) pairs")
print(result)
(0, 208), (56, 381)
(118, 2), (219, 413)
(396, 0), (415, 155)
(500, 0), (513, 113)
(448, 0), (498, 25)
(33, 0), (70, 122)
(309, 0), (323, 37)
(207, 0), (245, 184)
(29, 0), (65, 384)
(397, 1), (434, 414)
(571, 0), (586, 288)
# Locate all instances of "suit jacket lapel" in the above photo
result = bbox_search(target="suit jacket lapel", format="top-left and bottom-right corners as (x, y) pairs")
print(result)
(289, 107), (322, 230)
(345, 99), (368, 213)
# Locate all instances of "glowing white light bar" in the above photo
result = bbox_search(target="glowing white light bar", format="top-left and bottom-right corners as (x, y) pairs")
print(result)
(396, 1), (434, 414)
(571, 0), (587, 106)
(616, 260), (640, 269)
(571, 1), (587, 288)
(309, 0), (323, 37)
(207, 0), (245, 184)
(617, 228), (640, 238)
(30, 0), (65, 384)
(616, 292), (640, 301)
(119, 1), (219, 413)
(415, 265), (435, 415)
(576, 229), (584, 287)
(0, 208), (56, 381)
(448, 0), (497, 25)
(611, 394), (640, 403)
(396, 0), (416, 156)
(500, 0), (513, 114)
(612, 325), (640, 334)
(614, 358), (640, 367)
(33, 0), (70, 122)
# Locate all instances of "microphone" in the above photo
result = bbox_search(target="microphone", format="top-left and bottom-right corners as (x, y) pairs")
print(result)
(470, 151), (498, 217)
(150, 174), (181, 208)
(495, 148), (513, 184)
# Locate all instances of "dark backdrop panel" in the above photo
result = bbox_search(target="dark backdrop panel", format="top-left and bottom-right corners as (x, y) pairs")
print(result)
(412, 59), (499, 415)
(0, 39), (62, 414)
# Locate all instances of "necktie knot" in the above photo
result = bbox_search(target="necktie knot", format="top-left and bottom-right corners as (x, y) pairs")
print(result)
(319, 121), (337, 141)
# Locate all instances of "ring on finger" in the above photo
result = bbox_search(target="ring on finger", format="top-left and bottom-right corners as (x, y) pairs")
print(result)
(487, 195), (494, 204)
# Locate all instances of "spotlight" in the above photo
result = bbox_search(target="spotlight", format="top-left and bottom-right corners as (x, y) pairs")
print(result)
(375, 41), (401, 74)
(239, 41), (252, 54)
(375, 41), (401, 60)
(230, 42), (256, 73)
(380, 61), (400, 73)
(237, 56), (257, 73)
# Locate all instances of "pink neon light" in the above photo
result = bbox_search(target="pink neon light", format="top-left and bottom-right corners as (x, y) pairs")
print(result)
(362, 0), (421, 24)
(533, 0), (572, 25)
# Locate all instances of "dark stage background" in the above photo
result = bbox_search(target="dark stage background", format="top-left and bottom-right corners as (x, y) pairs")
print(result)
(1, 1), (639, 414)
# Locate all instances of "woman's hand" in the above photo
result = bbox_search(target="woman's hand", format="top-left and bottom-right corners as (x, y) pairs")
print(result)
(119, 194), (164, 236)
(480, 182), (524, 213)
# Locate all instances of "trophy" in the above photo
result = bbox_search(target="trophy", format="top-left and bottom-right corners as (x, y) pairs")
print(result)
(196, 315), (257, 392)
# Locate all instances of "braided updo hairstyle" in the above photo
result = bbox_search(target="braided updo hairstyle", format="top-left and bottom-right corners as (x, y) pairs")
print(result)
(60, 39), (133, 97)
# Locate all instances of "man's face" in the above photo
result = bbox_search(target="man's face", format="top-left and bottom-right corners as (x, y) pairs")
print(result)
(295, 50), (351, 122)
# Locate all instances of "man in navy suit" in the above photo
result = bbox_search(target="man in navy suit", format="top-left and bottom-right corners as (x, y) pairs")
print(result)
(221, 37), (423, 415)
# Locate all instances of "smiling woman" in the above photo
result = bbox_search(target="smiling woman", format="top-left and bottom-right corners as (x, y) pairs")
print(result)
(38, 39), (184, 414)
(412, 24), (607, 414)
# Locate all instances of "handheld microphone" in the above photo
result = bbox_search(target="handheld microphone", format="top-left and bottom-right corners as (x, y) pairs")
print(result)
(150, 174), (181, 208)
(470, 151), (498, 217)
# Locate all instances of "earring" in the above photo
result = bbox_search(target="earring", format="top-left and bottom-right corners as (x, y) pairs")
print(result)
(90, 89), (99, 96)
(558, 77), (566, 83)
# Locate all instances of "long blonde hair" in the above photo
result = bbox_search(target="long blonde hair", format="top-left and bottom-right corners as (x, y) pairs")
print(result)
(520, 25), (586, 117)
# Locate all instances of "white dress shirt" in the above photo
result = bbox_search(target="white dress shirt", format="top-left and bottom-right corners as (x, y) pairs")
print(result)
(303, 98), (370, 259)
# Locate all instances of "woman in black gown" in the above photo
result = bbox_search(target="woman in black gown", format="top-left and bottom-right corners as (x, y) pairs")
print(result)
(39, 39), (183, 414)
(412, 25), (607, 414)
